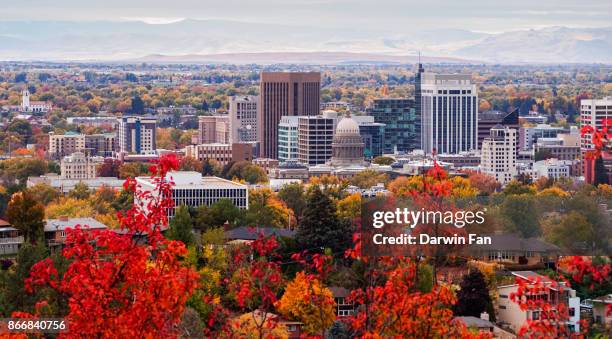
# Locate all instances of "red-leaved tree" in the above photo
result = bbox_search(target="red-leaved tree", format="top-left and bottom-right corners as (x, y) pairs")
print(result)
(15, 154), (199, 337)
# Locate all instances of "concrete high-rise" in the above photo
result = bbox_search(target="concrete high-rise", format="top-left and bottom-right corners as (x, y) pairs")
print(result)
(117, 116), (157, 154)
(297, 115), (334, 166)
(580, 97), (611, 153)
(417, 65), (478, 154)
(259, 72), (320, 158)
(198, 115), (230, 144)
(229, 96), (259, 143)
(480, 125), (517, 185)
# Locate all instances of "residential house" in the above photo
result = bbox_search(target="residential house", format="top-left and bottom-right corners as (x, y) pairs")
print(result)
(497, 271), (581, 334)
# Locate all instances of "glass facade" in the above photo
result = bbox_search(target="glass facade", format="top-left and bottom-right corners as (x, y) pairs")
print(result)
(367, 98), (418, 154)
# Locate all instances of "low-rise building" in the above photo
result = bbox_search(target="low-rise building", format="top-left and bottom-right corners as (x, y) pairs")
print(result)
(0, 219), (23, 255)
(532, 158), (574, 180)
(45, 217), (108, 247)
(497, 271), (581, 334)
(60, 152), (104, 179)
(471, 233), (560, 265)
(135, 172), (248, 217)
(591, 294), (612, 327)
(184, 143), (253, 166)
(27, 174), (124, 193)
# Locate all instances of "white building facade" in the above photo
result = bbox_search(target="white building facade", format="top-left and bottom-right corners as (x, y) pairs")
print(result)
(480, 126), (517, 185)
(135, 172), (248, 217)
(60, 152), (104, 179)
(580, 97), (611, 153)
(229, 96), (259, 143)
(418, 70), (478, 154)
(278, 116), (299, 162)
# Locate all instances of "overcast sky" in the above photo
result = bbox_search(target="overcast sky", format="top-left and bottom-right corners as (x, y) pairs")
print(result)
(3, 0), (611, 33)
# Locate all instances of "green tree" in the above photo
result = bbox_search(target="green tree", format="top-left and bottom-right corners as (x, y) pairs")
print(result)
(194, 199), (239, 231)
(278, 183), (306, 222)
(7, 192), (45, 245)
(0, 243), (49, 316)
(296, 187), (352, 254)
(549, 211), (594, 250)
(454, 270), (492, 318)
(130, 95), (145, 114)
(167, 205), (195, 246)
(500, 195), (540, 238)
(68, 182), (91, 200)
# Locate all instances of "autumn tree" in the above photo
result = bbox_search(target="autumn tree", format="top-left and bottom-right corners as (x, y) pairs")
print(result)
(68, 182), (91, 200)
(372, 156), (395, 165)
(179, 156), (203, 172)
(242, 188), (293, 229)
(278, 183), (306, 223)
(276, 271), (336, 336)
(466, 171), (501, 195)
(26, 183), (60, 205)
(19, 154), (199, 337)
(7, 191), (45, 244)
(337, 193), (361, 220)
(350, 169), (388, 189)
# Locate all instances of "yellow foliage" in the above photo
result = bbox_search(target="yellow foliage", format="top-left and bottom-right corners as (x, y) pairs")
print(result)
(597, 184), (612, 197)
(337, 193), (361, 219)
(276, 272), (336, 335)
(46, 197), (95, 219)
(537, 186), (570, 198)
(229, 311), (289, 339)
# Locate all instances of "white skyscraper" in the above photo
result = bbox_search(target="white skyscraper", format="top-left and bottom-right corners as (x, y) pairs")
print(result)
(480, 125), (517, 185)
(580, 97), (611, 154)
(229, 95), (259, 143)
(417, 67), (478, 154)
(278, 116), (299, 162)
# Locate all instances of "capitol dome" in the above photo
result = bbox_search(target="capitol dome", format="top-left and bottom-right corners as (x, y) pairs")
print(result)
(329, 113), (365, 166)
(335, 116), (360, 136)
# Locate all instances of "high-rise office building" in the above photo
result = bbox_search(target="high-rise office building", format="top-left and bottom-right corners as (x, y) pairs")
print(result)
(367, 98), (418, 154)
(580, 97), (611, 153)
(297, 115), (334, 165)
(278, 116), (299, 162)
(480, 125), (517, 185)
(417, 66), (478, 154)
(198, 115), (230, 144)
(259, 72), (321, 158)
(117, 116), (157, 154)
(229, 96), (259, 143)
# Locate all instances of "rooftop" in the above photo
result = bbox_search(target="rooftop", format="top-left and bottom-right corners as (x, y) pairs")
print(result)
(137, 172), (247, 190)
(45, 217), (108, 232)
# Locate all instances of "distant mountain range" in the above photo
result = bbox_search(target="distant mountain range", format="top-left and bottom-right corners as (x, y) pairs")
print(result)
(0, 20), (609, 64)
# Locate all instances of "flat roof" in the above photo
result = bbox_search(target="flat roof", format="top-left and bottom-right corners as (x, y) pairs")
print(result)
(137, 172), (247, 189)
(45, 218), (108, 232)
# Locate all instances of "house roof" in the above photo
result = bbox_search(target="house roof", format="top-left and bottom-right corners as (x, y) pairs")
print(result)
(224, 226), (295, 241)
(455, 316), (494, 329)
(473, 234), (560, 252)
(511, 271), (555, 283)
(0, 219), (11, 227)
(592, 294), (612, 304)
(329, 286), (351, 298)
(45, 218), (108, 232)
